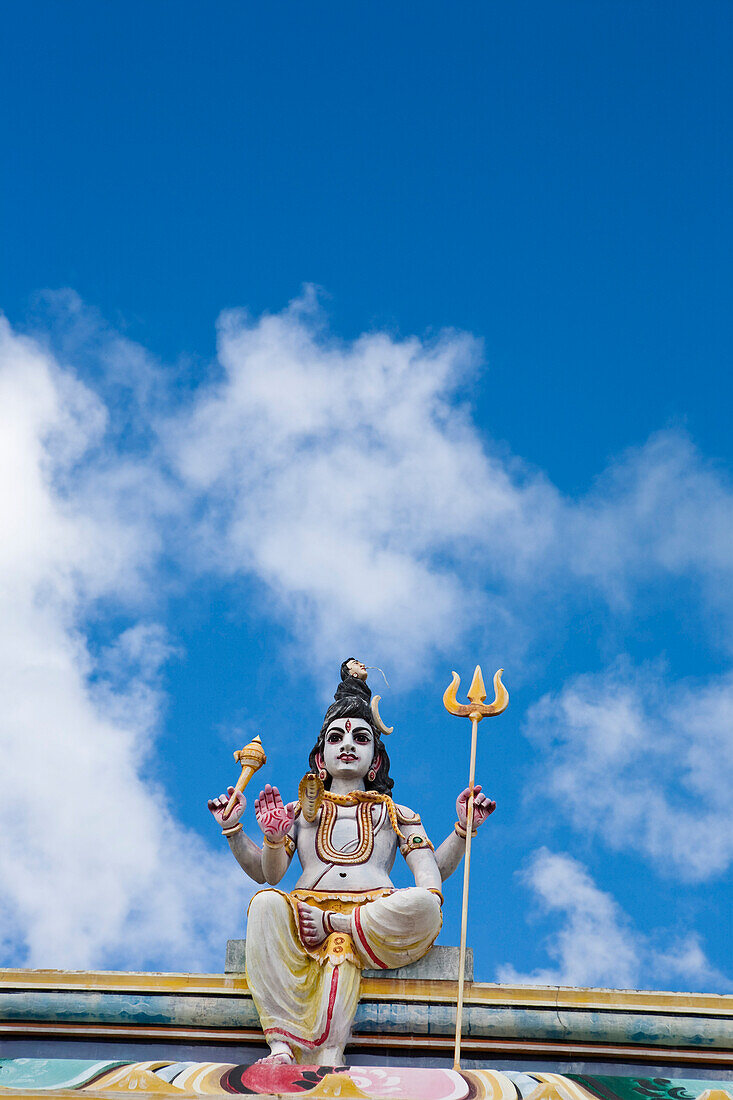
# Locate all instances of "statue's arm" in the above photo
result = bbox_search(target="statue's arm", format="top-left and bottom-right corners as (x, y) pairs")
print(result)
(207, 788), (266, 884)
(434, 832), (465, 882)
(405, 846), (443, 893)
(259, 830), (296, 884)
(396, 803), (443, 894)
(435, 785), (496, 882)
(226, 828), (267, 884)
(254, 784), (297, 886)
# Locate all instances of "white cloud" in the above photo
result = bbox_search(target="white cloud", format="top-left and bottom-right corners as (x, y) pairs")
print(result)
(498, 849), (728, 992)
(524, 661), (733, 881)
(565, 431), (733, 622)
(155, 291), (733, 684)
(163, 288), (559, 674)
(27, 289), (733, 684)
(5, 289), (733, 972)
(652, 932), (731, 990)
(0, 317), (249, 969)
(497, 849), (641, 988)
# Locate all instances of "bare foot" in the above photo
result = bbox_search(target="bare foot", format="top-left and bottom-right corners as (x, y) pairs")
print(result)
(297, 901), (330, 947)
(255, 1041), (295, 1065)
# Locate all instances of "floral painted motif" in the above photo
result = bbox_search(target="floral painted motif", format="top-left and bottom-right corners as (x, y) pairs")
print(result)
(0, 1059), (728, 1099)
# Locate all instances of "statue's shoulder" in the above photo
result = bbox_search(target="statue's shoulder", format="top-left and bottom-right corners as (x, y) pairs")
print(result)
(393, 802), (422, 825)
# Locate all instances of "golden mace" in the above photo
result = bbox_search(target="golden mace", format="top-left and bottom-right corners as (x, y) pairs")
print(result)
(222, 735), (267, 820)
(443, 665), (508, 1071)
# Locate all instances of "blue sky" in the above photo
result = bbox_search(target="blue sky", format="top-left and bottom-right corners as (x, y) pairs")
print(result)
(0, 1), (731, 987)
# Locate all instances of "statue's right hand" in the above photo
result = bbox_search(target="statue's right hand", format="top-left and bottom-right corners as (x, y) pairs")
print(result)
(254, 784), (296, 840)
(208, 786), (246, 828)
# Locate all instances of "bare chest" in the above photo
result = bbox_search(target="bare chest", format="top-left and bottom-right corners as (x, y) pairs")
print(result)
(294, 802), (397, 890)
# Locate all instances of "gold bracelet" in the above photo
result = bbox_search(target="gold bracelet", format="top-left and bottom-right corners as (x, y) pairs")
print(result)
(222, 823), (242, 837)
(454, 821), (477, 839)
(263, 834), (286, 849)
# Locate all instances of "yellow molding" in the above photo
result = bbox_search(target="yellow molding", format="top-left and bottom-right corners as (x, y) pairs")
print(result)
(0, 969), (248, 996)
(0, 969), (730, 1017)
(361, 980), (733, 1016)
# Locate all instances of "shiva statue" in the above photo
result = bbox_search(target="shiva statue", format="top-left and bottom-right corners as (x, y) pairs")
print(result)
(207, 658), (496, 1067)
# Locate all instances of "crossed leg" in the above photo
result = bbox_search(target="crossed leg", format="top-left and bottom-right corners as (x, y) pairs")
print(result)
(246, 890), (361, 1066)
(297, 902), (350, 947)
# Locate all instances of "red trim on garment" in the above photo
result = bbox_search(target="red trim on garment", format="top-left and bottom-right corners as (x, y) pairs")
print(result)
(353, 905), (388, 969)
(263, 966), (340, 1049)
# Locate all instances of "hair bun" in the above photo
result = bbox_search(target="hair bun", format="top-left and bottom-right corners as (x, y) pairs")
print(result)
(334, 677), (371, 705)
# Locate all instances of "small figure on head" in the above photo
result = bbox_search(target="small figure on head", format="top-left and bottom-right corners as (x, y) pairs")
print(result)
(342, 657), (368, 682)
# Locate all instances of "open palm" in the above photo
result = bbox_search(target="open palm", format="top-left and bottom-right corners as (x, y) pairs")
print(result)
(254, 783), (296, 839)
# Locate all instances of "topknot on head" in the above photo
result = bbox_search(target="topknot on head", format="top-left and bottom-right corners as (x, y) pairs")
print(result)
(336, 658), (371, 705)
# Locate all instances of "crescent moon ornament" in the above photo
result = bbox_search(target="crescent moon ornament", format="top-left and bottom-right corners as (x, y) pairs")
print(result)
(370, 694), (393, 735)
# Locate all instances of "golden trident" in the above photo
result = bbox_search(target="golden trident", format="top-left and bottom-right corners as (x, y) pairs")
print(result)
(443, 665), (508, 1070)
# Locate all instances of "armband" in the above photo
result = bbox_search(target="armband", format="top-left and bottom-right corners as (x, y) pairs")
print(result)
(395, 806), (422, 825)
(399, 832), (435, 857)
(222, 822), (242, 837)
(428, 888), (444, 906)
(454, 820), (477, 839)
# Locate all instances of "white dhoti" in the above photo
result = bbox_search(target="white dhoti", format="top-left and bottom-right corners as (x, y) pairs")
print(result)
(245, 887), (442, 1063)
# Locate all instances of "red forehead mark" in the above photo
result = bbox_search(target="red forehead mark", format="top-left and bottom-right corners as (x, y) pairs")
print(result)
(345, 718), (351, 732)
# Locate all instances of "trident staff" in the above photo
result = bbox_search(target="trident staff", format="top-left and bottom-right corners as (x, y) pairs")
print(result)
(443, 665), (508, 1071)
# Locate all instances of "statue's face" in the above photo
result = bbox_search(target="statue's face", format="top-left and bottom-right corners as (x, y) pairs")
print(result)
(323, 717), (374, 781)
(346, 659), (368, 681)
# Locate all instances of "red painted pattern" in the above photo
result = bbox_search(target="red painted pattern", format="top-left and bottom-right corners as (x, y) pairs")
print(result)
(353, 906), (388, 969)
(264, 966), (340, 1048)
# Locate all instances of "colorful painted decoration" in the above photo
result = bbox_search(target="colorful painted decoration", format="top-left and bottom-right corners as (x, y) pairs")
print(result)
(0, 1058), (730, 1098)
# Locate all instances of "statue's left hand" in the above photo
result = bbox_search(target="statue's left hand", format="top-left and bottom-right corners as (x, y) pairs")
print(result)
(254, 783), (296, 840)
(456, 785), (496, 830)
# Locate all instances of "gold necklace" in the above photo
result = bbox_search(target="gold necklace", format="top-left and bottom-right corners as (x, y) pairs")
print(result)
(298, 775), (402, 831)
(323, 790), (404, 840)
(316, 799), (376, 865)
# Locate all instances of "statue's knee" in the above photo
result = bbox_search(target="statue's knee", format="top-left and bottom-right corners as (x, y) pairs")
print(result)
(409, 888), (443, 930)
(248, 889), (287, 923)
(410, 886), (439, 909)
